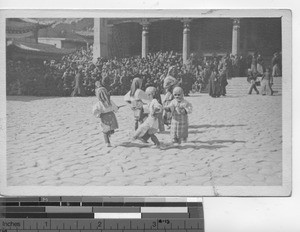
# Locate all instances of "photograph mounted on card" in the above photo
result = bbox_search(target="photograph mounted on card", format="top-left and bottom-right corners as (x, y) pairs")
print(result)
(0, 9), (292, 197)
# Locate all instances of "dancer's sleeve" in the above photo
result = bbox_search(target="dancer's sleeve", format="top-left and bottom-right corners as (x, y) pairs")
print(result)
(164, 99), (175, 112)
(135, 89), (149, 101)
(92, 103), (102, 118)
(124, 91), (131, 103)
(183, 100), (193, 114)
(111, 100), (119, 113)
(153, 99), (163, 114)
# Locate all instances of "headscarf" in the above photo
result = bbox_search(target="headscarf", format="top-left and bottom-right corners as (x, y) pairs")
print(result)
(130, 77), (143, 97)
(163, 76), (178, 89)
(167, 65), (176, 76)
(145, 86), (156, 96)
(96, 87), (111, 107)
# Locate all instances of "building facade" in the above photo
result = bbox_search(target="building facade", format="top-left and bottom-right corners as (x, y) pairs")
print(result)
(93, 18), (282, 64)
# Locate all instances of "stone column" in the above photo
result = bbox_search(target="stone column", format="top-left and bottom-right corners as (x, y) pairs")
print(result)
(141, 20), (150, 58)
(182, 19), (191, 65)
(232, 18), (240, 56)
(93, 18), (109, 62)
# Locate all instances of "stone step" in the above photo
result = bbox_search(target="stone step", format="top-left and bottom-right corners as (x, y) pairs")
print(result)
(223, 77), (282, 95)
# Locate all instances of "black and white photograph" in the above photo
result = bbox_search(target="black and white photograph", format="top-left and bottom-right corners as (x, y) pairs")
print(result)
(0, 9), (291, 196)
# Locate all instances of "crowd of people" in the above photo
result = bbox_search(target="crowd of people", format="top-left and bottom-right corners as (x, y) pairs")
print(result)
(6, 46), (282, 97)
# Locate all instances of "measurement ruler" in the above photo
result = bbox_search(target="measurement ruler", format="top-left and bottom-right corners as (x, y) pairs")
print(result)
(0, 197), (204, 232)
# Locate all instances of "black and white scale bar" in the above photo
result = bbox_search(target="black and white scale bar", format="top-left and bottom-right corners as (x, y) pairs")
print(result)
(2, 213), (94, 218)
(0, 207), (191, 214)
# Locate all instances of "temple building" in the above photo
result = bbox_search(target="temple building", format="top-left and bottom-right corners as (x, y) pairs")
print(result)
(93, 18), (282, 64)
(6, 18), (74, 60)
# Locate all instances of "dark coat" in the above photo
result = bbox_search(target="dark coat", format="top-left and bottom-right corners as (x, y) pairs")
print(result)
(208, 72), (220, 97)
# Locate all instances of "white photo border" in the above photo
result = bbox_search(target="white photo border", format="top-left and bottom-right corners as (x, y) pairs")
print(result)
(0, 9), (292, 196)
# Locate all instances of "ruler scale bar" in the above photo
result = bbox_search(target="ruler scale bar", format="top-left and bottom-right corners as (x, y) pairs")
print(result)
(0, 197), (204, 231)
(0, 219), (204, 230)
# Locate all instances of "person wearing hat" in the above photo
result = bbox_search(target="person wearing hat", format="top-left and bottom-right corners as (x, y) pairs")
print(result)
(162, 75), (179, 128)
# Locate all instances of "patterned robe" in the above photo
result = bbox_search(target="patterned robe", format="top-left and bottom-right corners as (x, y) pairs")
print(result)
(167, 99), (192, 139)
(92, 100), (119, 133)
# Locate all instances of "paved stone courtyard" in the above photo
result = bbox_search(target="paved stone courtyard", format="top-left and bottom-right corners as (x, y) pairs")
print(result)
(6, 82), (282, 187)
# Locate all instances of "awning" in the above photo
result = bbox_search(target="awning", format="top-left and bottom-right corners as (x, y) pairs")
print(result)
(6, 18), (55, 39)
(7, 41), (75, 60)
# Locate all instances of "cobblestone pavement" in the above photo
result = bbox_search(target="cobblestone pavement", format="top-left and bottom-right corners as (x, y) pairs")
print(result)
(6, 92), (282, 186)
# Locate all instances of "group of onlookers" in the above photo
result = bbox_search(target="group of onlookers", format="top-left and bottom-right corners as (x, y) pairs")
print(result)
(246, 52), (281, 96)
(6, 45), (282, 97)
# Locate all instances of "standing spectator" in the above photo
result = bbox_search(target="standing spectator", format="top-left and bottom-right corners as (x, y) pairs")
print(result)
(71, 66), (86, 97)
(260, 67), (273, 96)
(247, 68), (259, 95)
(219, 69), (228, 96)
(239, 55), (247, 77)
(257, 53), (264, 76)
(272, 52), (281, 77)
(251, 53), (258, 73)
(208, 68), (220, 98)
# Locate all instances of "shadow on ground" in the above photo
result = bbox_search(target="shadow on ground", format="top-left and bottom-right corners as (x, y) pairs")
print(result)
(189, 124), (247, 129)
(160, 144), (228, 150)
(6, 96), (66, 102)
(119, 141), (150, 148)
(189, 139), (246, 144)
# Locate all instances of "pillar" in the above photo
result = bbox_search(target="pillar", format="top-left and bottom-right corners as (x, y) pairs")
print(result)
(93, 18), (109, 62)
(141, 20), (149, 58)
(232, 18), (240, 56)
(182, 19), (191, 65)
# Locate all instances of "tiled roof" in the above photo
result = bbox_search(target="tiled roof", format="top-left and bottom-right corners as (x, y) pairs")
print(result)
(8, 41), (75, 55)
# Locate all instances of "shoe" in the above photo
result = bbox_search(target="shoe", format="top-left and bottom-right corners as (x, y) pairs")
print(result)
(182, 139), (187, 143)
(151, 143), (160, 148)
(172, 138), (178, 144)
(106, 143), (112, 147)
(137, 138), (148, 143)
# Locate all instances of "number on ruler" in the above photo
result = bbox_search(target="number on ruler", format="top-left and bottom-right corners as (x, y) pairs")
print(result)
(152, 221), (156, 228)
(97, 221), (102, 229)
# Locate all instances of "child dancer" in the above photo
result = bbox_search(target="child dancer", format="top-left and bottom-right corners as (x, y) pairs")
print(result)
(133, 87), (163, 147)
(93, 87), (119, 147)
(124, 77), (149, 130)
(164, 87), (192, 144)
(162, 76), (179, 128)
